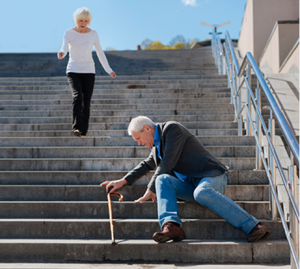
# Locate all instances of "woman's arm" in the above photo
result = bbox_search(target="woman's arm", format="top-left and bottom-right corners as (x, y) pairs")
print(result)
(57, 30), (69, 60)
(93, 31), (115, 76)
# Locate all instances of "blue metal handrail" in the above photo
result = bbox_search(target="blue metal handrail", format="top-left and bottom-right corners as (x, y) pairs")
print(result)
(211, 30), (300, 268)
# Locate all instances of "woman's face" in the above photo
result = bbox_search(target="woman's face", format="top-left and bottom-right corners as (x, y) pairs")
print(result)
(76, 18), (90, 30)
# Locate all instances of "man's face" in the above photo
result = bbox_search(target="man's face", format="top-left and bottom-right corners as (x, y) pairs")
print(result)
(131, 125), (155, 149)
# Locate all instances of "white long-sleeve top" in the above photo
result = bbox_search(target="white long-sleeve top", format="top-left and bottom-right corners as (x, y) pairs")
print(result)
(59, 28), (113, 74)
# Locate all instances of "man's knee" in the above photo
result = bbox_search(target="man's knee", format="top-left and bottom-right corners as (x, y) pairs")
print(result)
(155, 174), (172, 189)
(194, 186), (214, 206)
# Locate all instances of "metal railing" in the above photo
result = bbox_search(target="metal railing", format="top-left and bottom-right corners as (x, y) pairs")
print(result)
(211, 33), (223, 75)
(211, 31), (300, 268)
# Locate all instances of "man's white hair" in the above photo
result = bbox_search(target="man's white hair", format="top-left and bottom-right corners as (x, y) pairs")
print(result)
(127, 116), (155, 136)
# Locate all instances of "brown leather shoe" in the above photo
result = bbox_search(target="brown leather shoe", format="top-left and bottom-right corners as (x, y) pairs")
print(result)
(247, 223), (271, 242)
(152, 222), (186, 243)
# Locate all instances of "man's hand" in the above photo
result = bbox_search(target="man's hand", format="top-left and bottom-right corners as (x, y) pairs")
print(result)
(100, 178), (127, 193)
(134, 188), (156, 203)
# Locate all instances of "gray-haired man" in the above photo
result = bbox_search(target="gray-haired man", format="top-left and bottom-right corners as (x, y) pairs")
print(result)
(101, 116), (270, 243)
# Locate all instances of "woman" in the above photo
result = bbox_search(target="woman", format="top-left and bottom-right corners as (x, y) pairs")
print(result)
(58, 7), (116, 137)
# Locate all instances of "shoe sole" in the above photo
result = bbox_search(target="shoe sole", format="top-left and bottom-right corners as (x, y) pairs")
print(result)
(247, 230), (271, 242)
(152, 234), (186, 243)
(72, 131), (81, 137)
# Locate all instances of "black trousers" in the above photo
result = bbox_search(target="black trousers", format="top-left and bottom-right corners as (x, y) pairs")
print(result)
(67, 72), (95, 135)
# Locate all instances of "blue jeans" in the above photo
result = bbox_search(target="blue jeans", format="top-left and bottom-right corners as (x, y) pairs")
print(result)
(155, 173), (259, 235)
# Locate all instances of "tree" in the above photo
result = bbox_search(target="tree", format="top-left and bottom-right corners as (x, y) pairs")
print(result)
(169, 35), (186, 47)
(140, 39), (153, 49)
(172, 42), (186, 50)
(140, 36), (200, 50)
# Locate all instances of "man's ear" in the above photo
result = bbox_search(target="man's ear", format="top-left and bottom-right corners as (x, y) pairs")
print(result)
(143, 125), (151, 132)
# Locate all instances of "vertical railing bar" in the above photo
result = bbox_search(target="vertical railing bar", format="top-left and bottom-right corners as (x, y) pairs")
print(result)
(213, 31), (299, 267)
(245, 104), (299, 269)
(244, 79), (299, 219)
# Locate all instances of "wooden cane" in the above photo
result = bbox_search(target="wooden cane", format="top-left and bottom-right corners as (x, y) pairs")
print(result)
(107, 192), (124, 245)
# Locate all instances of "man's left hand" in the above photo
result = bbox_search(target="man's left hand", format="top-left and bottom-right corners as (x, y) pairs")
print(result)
(134, 188), (156, 203)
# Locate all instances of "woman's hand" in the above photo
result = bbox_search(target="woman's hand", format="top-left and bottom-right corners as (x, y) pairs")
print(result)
(134, 188), (156, 203)
(110, 72), (116, 78)
(57, 52), (65, 60)
(100, 178), (127, 193)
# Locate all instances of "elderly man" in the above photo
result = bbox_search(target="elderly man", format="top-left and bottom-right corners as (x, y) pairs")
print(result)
(101, 116), (271, 243)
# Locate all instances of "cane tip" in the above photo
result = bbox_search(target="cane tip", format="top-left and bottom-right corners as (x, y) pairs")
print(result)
(112, 242), (117, 246)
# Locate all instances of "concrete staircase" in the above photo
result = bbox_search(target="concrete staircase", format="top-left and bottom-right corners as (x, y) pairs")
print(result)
(0, 48), (289, 264)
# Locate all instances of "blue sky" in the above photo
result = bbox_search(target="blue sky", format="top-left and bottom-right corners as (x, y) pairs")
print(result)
(2, 0), (247, 52)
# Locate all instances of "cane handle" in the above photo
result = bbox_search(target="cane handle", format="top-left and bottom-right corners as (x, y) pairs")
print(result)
(109, 192), (124, 202)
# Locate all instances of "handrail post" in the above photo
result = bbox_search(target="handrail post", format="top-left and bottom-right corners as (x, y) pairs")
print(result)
(246, 65), (252, 135)
(238, 76), (243, 135)
(255, 86), (262, 170)
(269, 118), (278, 219)
(289, 157), (299, 269)
(223, 42), (230, 88)
(230, 55), (234, 104)
(219, 36), (223, 75)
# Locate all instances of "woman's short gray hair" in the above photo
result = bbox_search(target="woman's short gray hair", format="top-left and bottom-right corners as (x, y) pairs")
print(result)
(73, 7), (92, 23)
(128, 116), (155, 136)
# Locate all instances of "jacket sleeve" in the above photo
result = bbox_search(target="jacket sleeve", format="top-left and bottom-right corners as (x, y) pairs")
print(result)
(147, 123), (188, 192)
(124, 150), (156, 186)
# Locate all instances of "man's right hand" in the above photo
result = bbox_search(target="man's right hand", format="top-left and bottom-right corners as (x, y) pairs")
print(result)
(134, 188), (156, 203)
(100, 178), (127, 193)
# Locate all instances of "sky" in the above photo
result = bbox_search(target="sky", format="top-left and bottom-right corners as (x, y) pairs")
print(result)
(1, 0), (247, 53)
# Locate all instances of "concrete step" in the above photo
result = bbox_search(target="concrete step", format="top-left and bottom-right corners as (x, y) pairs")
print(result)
(0, 74), (227, 82)
(0, 157), (256, 171)
(0, 219), (285, 240)
(0, 102), (235, 111)
(0, 107), (235, 117)
(0, 68), (220, 76)
(0, 239), (289, 264)
(0, 80), (229, 89)
(0, 128), (239, 137)
(0, 75), (228, 82)
(0, 185), (268, 202)
(0, 170), (269, 185)
(0, 68), (221, 77)
(0, 92), (232, 101)
(0, 97), (232, 106)
(0, 121), (239, 131)
(0, 136), (255, 147)
(0, 200), (270, 219)
(0, 146), (255, 158)
(0, 87), (230, 96)
(0, 114), (235, 124)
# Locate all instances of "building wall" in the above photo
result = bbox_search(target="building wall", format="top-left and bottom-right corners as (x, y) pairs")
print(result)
(280, 41), (299, 73)
(278, 24), (299, 65)
(238, 0), (254, 59)
(259, 23), (299, 73)
(238, 0), (299, 62)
